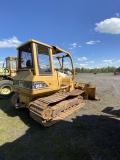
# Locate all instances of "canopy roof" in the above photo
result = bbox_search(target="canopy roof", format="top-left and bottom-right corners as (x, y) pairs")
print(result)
(17, 39), (70, 56)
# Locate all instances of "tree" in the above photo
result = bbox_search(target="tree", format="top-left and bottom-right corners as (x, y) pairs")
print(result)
(74, 66), (117, 73)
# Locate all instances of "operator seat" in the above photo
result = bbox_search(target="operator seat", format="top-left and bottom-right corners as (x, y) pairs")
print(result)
(26, 60), (32, 67)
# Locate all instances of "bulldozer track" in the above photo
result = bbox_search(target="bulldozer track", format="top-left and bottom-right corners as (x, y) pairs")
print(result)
(29, 89), (87, 127)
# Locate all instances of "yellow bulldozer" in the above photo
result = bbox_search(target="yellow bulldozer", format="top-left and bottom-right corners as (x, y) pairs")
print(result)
(11, 39), (99, 127)
(0, 56), (17, 95)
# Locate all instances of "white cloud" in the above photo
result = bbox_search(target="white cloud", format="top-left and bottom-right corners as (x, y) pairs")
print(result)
(86, 61), (94, 64)
(102, 60), (113, 64)
(77, 63), (88, 68)
(0, 36), (22, 48)
(116, 60), (120, 63)
(86, 40), (100, 45)
(70, 42), (77, 47)
(69, 47), (74, 50)
(69, 43), (77, 50)
(115, 13), (120, 17)
(77, 57), (88, 61)
(64, 62), (69, 64)
(69, 42), (81, 50)
(0, 61), (3, 64)
(0, 61), (3, 67)
(95, 18), (120, 34)
(100, 59), (120, 67)
(75, 63), (88, 67)
(53, 59), (59, 64)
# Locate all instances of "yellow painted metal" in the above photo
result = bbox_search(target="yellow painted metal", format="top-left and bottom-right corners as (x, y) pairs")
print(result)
(74, 82), (99, 100)
(0, 56), (18, 79)
(32, 43), (39, 76)
(12, 39), (98, 109)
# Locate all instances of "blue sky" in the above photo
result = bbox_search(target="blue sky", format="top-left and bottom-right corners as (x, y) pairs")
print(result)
(0, 0), (120, 69)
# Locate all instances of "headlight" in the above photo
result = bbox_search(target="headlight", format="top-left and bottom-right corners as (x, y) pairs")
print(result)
(31, 81), (49, 90)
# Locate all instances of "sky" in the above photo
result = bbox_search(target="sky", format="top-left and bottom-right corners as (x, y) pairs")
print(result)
(0, 0), (120, 69)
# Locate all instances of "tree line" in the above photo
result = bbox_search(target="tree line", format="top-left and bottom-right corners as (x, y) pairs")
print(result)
(75, 66), (117, 73)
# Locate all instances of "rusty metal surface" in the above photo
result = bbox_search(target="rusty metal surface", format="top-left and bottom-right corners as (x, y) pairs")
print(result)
(30, 89), (84, 107)
(29, 89), (86, 127)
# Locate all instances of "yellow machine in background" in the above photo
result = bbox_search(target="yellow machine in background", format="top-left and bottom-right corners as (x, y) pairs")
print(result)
(11, 39), (98, 127)
(0, 57), (17, 95)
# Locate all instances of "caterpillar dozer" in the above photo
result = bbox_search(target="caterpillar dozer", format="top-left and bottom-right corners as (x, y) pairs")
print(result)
(0, 56), (17, 95)
(11, 39), (99, 127)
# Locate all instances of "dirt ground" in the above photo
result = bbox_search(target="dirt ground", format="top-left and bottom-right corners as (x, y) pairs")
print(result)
(0, 73), (120, 160)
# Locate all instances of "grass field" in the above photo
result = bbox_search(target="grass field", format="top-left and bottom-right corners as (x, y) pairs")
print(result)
(0, 73), (120, 160)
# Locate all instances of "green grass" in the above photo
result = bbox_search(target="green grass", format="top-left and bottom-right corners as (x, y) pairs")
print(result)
(0, 99), (29, 145)
(0, 98), (120, 160)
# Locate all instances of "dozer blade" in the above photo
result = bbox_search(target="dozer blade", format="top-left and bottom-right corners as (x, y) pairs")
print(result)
(29, 89), (87, 127)
(74, 82), (99, 100)
(86, 85), (99, 100)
